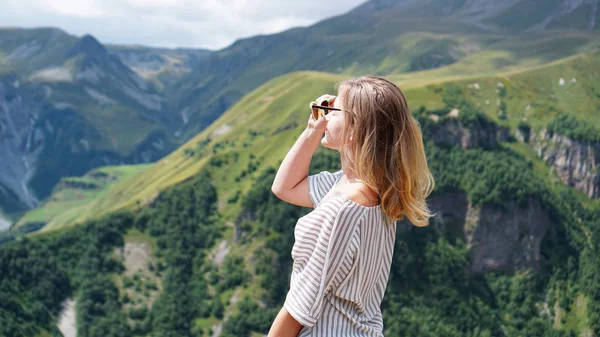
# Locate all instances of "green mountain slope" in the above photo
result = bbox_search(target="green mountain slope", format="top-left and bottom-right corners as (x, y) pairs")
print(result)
(29, 71), (347, 231)
(168, 0), (600, 142)
(14, 164), (149, 233)
(29, 50), (596, 233)
(353, 0), (600, 32)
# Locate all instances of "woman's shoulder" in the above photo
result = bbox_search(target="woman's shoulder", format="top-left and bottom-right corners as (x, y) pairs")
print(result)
(334, 182), (380, 208)
(316, 195), (380, 219)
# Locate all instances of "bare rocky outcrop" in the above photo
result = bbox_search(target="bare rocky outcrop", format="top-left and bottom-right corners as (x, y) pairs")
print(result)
(114, 242), (153, 277)
(519, 128), (600, 198)
(426, 192), (548, 275)
(429, 113), (509, 149)
(57, 298), (77, 337)
(212, 240), (230, 266)
(464, 198), (548, 274)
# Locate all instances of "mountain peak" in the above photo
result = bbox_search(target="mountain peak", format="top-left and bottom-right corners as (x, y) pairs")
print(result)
(68, 34), (108, 59)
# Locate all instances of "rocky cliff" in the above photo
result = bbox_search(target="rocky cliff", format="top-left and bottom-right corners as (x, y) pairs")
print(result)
(464, 198), (547, 275)
(0, 77), (42, 208)
(519, 128), (600, 198)
(426, 192), (548, 275)
(424, 110), (510, 150)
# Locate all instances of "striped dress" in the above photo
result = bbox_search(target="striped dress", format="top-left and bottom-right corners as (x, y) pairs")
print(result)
(283, 170), (397, 336)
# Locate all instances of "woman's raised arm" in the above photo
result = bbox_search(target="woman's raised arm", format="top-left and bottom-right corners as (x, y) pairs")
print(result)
(271, 114), (328, 208)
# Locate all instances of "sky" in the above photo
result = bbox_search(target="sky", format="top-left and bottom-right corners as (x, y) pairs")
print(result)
(0, 0), (367, 50)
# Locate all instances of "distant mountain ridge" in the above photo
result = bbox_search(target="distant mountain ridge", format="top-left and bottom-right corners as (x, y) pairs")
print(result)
(352, 0), (599, 31)
(0, 29), (186, 216)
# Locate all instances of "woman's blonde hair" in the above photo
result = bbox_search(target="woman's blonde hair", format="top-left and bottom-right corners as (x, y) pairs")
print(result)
(335, 76), (435, 227)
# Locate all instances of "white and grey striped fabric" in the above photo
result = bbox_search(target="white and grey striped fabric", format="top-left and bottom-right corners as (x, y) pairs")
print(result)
(284, 170), (396, 336)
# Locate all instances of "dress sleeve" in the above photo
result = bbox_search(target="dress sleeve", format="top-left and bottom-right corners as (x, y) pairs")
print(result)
(307, 170), (343, 207)
(283, 200), (364, 327)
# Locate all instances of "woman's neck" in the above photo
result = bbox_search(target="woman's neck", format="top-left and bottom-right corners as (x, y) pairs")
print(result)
(341, 157), (381, 203)
(341, 163), (361, 183)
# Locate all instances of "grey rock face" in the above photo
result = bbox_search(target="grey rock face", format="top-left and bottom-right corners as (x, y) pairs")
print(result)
(465, 198), (548, 274)
(427, 191), (469, 239)
(431, 116), (509, 150)
(0, 80), (42, 208)
(529, 129), (600, 198)
(427, 192), (548, 275)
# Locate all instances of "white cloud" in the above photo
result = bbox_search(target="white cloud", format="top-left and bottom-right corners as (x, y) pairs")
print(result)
(0, 0), (366, 50)
(39, 0), (109, 18)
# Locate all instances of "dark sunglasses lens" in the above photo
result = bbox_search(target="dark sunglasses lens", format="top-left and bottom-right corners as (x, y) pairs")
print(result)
(311, 105), (334, 119)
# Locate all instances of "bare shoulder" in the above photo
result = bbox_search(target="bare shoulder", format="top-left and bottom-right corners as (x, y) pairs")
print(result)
(338, 183), (380, 207)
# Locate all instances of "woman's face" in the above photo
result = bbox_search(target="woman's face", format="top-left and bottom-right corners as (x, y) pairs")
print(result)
(321, 96), (349, 150)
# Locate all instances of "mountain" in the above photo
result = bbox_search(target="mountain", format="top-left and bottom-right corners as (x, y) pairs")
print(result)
(0, 28), (199, 218)
(166, 0), (600, 143)
(353, 0), (600, 32)
(1, 0), (599, 222)
(106, 44), (211, 91)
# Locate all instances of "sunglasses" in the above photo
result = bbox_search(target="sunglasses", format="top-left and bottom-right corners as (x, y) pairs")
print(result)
(311, 104), (342, 120)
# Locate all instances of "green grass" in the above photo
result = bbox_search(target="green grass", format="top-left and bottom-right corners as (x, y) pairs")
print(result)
(416, 50), (600, 135)
(562, 294), (593, 334)
(194, 316), (220, 335)
(16, 164), (150, 232)
(388, 32), (600, 89)
(33, 329), (53, 337)
(3, 22), (600, 337)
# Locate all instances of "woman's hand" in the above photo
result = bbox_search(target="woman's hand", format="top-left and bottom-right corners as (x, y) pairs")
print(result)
(307, 94), (335, 135)
(306, 109), (328, 135)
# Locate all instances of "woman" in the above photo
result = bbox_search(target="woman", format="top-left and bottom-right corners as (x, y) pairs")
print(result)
(268, 76), (435, 336)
